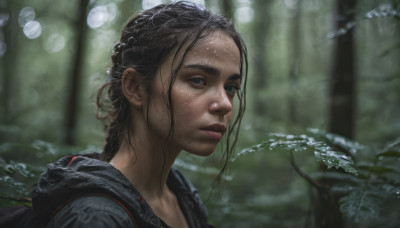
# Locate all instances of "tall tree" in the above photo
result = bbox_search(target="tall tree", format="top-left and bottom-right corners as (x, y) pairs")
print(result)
(328, 0), (357, 139)
(314, 1), (358, 227)
(287, 0), (303, 126)
(63, 0), (89, 145)
(220, 0), (234, 20)
(0, 1), (20, 124)
(252, 0), (271, 116)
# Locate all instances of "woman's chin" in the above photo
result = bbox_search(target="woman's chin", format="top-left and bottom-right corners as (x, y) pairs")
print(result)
(184, 146), (217, 157)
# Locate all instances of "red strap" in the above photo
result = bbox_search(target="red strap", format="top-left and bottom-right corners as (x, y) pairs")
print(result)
(51, 193), (138, 227)
(66, 156), (78, 167)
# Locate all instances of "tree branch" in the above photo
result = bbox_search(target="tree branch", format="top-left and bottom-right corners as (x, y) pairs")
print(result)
(290, 151), (328, 190)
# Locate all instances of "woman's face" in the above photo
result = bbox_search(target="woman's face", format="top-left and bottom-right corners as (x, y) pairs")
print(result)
(147, 30), (241, 156)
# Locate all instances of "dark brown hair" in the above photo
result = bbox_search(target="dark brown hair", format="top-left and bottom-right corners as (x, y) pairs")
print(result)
(96, 1), (248, 178)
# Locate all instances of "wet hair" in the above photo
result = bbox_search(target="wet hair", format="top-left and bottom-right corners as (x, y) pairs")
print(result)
(96, 1), (248, 178)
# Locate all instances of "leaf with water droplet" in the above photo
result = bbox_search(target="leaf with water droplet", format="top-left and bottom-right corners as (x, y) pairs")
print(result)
(307, 128), (365, 156)
(4, 161), (36, 178)
(314, 150), (358, 175)
(364, 5), (400, 19)
(234, 131), (358, 175)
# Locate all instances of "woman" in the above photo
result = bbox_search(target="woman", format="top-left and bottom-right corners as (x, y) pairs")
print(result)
(32, 1), (248, 227)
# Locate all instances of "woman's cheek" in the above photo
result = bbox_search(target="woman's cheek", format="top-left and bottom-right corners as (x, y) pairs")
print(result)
(225, 108), (234, 124)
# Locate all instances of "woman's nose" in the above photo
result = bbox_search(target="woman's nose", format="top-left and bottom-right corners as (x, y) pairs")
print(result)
(209, 87), (233, 116)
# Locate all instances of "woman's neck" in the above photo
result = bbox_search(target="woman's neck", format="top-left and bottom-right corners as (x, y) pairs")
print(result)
(109, 133), (180, 200)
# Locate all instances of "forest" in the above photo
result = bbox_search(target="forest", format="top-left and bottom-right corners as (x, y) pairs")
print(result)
(0, 0), (399, 227)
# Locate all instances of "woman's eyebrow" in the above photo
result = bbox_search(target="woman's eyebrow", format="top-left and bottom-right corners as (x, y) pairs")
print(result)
(183, 64), (241, 80)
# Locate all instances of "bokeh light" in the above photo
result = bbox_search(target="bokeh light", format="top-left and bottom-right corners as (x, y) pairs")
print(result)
(23, 20), (42, 39)
(142, 0), (163, 10)
(235, 6), (254, 23)
(44, 33), (66, 53)
(0, 12), (9, 27)
(87, 3), (118, 29)
(19, 7), (35, 27)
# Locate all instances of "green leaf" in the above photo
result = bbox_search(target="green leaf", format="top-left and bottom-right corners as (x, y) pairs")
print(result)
(307, 128), (365, 156)
(377, 137), (400, 157)
(235, 132), (358, 175)
(339, 181), (400, 223)
(339, 190), (382, 222)
(364, 5), (400, 19)
(233, 142), (267, 161)
(314, 150), (358, 175)
(0, 176), (29, 196)
(3, 161), (36, 178)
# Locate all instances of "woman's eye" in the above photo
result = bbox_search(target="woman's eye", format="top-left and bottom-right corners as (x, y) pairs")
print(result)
(225, 85), (239, 95)
(189, 77), (206, 86)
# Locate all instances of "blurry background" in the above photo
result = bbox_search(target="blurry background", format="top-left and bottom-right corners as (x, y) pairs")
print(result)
(0, 0), (399, 227)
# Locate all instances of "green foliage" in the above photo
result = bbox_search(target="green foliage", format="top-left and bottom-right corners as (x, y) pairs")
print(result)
(234, 130), (400, 227)
(337, 137), (400, 225)
(1, 132), (398, 227)
(364, 4), (400, 19)
(234, 129), (358, 175)
(0, 139), (74, 206)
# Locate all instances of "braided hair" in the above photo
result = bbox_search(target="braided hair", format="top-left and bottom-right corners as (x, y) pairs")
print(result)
(96, 1), (248, 177)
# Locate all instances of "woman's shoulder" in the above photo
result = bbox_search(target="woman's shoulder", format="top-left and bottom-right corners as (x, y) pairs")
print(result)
(47, 195), (136, 228)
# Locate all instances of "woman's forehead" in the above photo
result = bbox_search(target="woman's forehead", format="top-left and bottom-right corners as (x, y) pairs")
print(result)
(184, 31), (240, 66)
(159, 30), (240, 77)
(192, 31), (237, 51)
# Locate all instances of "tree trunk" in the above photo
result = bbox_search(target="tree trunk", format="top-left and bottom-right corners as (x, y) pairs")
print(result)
(0, 1), (20, 124)
(220, 0), (234, 20)
(287, 0), (303, 126)
(252, 0), (271, 116)
(315, 0), (358, 227)
(63, 0), (89, 145)
(328, 0), (357, 140)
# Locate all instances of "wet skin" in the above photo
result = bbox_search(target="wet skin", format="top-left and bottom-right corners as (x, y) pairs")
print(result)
(146, 30), (241, 156)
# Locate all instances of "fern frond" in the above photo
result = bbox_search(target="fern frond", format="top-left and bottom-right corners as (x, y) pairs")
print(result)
(235, 133), (358, 175)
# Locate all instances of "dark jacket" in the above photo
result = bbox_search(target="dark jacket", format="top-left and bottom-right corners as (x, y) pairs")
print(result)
(32, 154), (212, 227)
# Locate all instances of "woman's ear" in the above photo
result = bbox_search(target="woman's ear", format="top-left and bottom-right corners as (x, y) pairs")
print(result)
(121, 68), (145, 108)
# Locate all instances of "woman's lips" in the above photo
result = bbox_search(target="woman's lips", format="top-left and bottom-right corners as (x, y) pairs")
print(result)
(201, 123), (226, 139)
(203, 130), (223, 139)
